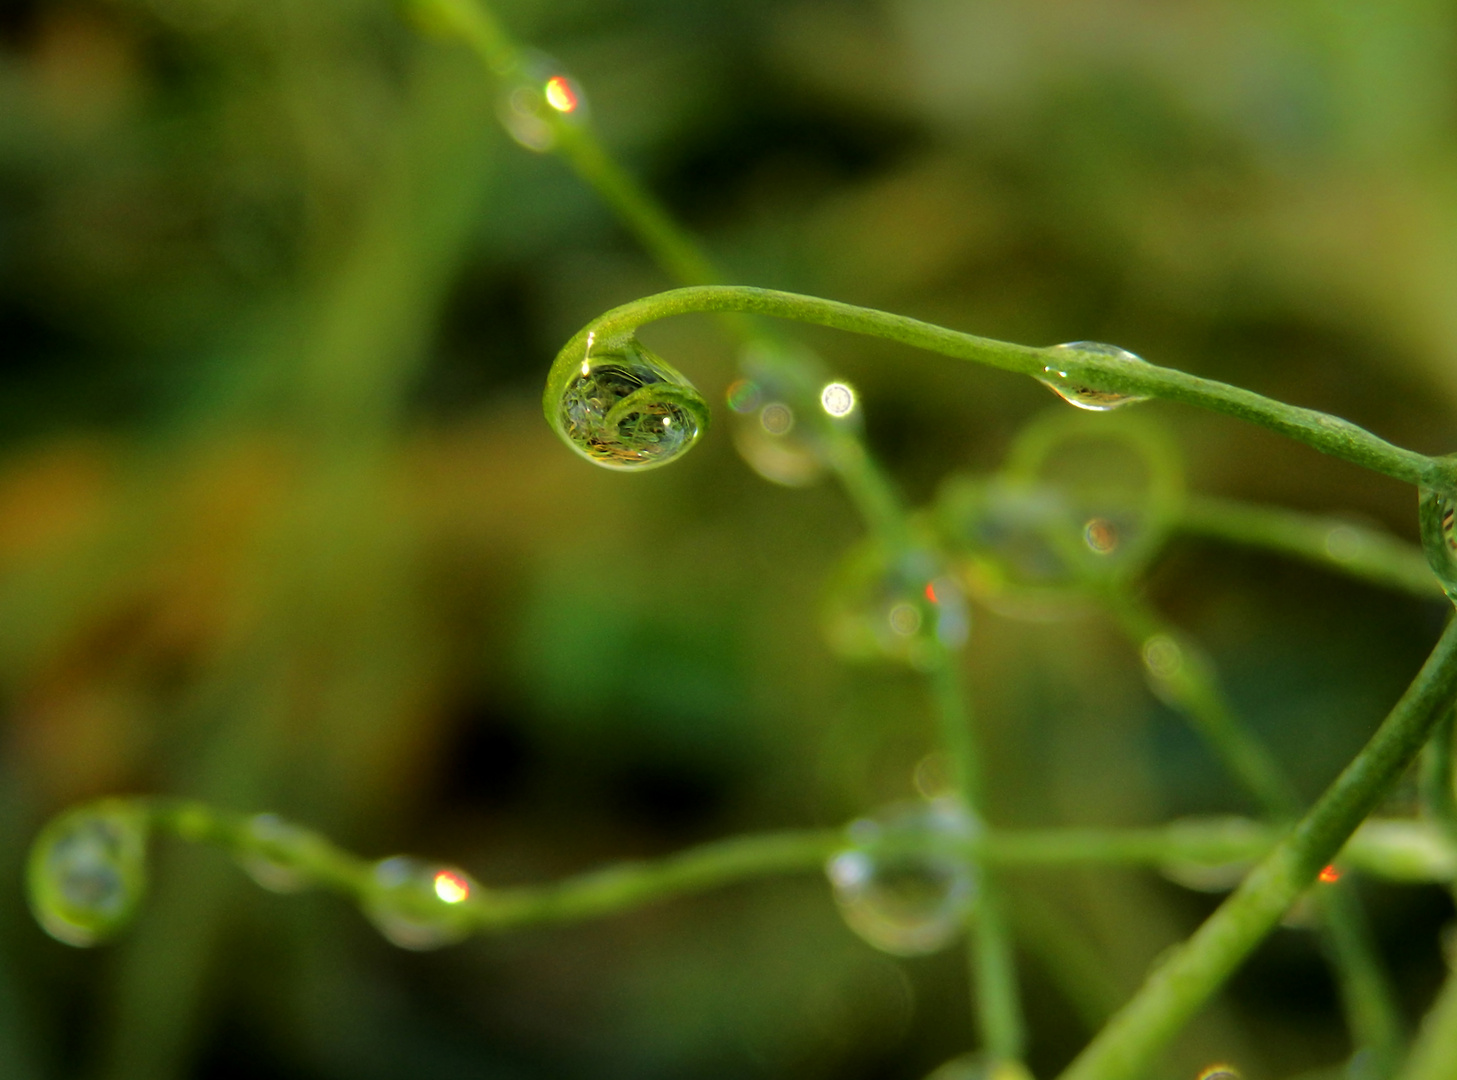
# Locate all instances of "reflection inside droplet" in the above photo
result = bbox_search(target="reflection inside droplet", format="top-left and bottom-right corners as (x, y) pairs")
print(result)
(821, 381), (855, 417)
(1039, 342), (1150, 411)
(1083, 516), (1118, 554)
(543, 75), (579, 113)
(760, 402), (795, 435)
(363, 857), (478, 950)
(1142, 634), (1183, 679)
(28, 801), (149, 947)
(557, 338), (704, 470)
(826, 798), (979, 957)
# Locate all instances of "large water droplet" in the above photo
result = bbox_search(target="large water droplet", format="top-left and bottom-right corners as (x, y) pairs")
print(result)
(557, 336), (705, 470)
(363, 856), (479, 950)
(495, 52), (587, 153)
(1040, 342), (1149, 411)
(27, 800), (149, 947)
(822, 542), (970, 669)
(235, 813), (318, 894)
(826, 798), (979, 957)
(1419, 485), (1457, 602)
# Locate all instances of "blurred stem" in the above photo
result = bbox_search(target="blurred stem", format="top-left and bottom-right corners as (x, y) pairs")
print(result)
(1419, 707), (1457, 845)
(553, 287), (1447, 488)
(929, 659), (1025, 1065)
(1398, 963), (1457, 1080)
(1103, 593), (1296, 819)
(409, 0), (1021, 1062)
(1104, 592), (1403, 1075)
(1058, 615), (1457, 1080)
(1176, 495), (1443, 600)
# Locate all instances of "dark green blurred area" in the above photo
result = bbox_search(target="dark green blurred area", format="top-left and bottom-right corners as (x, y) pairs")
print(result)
(2, 1), (1457, 1078)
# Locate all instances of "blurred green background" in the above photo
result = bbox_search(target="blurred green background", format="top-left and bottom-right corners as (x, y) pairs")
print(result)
(3, 1), (1457, 1078)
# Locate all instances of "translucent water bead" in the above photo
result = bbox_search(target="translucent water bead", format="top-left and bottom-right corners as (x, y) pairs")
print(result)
(826, 798), (979, 957)
(235, 813), (319, 894)
(496, 53), (587, 153)
(27, 800), (149, 946)
(363, 856), (479, 950)
(1419, 485), (1457, 602)
(557, 336), (706, 470)
(1040, 342), (1149, 411)
(821, 542), (970, 669)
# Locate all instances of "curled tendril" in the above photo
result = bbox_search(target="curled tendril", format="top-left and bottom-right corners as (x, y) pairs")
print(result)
(544, 329), (710, 471)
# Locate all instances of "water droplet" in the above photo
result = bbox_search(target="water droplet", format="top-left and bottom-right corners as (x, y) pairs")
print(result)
(495, 53), (588, 153)
(1323, 524), (1363, 562)
(823, 543), (970, 668)
(913, 752), (955, 800)
(556, 336), (705, 470)
(363, 856), (479, 950)
(821, 381), (856, 417)
(27, 800), (148, 947)
(235, 814), (317, 894)
(1142, 633), (1184, 679)
(826, 798), (979, 957)
(1419, 485), (1457, 601)
(760, 402), (795, 434)
(1040, 342), (1150, 411)
(725, 378), (761, 414)
(1083, 516), (1118, 554)
(1196, 1066), (1242, 1080)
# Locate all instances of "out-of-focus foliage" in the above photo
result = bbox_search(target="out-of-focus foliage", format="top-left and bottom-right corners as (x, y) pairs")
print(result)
(2, 1), (1456, 1078)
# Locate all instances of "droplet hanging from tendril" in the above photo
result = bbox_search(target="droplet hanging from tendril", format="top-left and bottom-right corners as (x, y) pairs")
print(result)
(363, 856), (479, 950)
(826, 798), (979, 957)
(822, 540), (969, 669)
(495, 52), (587, 153)
(1418, 483), (1457, 603)
(235, 813), (319, 894)
(554, 334), (707, 471)
(1039, 341), (1150, 411)
(27, 800), (149, 947)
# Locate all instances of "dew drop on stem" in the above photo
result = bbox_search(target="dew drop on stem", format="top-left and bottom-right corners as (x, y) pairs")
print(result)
(27, 800), (149, 947)
(1040, 341), (1150, 411)
(557, 336), (705, 470)
(495, 52), (587, 153)
(822, 542), (969, 669)
(825, 797), (979, 957)
(363, 856), (479, 950)
(236, 813), (317, 894)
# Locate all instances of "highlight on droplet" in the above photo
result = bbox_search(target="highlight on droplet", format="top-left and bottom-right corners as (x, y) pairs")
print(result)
(924, 581), (938, 603)
(544, 75), (579, 113)
(1083, 516), (1118, 554)
(820, 381), (855, 417)
(1318, 864), (1341, 884)
(1195, 1065), (1241, 1080)
(433, 869), (471, 903)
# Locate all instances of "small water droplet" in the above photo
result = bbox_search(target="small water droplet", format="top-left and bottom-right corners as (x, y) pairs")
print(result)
(1323, 524), (1363, 561)
(495, 53), (588, 153)
(1040, 342), (1150, 411)
(1142, 633), (1184, 679)
(27, 800), (148, 947)
(726, 378), (761, 414)
(826, 798), (979, 957)
(760, 402), (795, 435)
(913, 752), (955, 800)
(557, 337), (705, 470)
(823, 544), (970, 668)
(1195, 1066), (1242, 1080)
(235, 814), (316, 894)
(363, 856), (479, 950)
(821, 381), (855, 417)
(1419, 485), (1457, 601)
(1083, 516), (1118, 554)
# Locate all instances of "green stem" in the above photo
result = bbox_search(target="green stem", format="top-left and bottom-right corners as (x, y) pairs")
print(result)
(929, 660), (1025, 1064)
(552, 287), (1445, 488)
(1176, 495), (1442, 600)
(1419, 707), (1457, 845)
(1057, 615), (1457, 1080)
(1103, 592), (1403, 1072)
(1398, 963), (1457, 1080)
